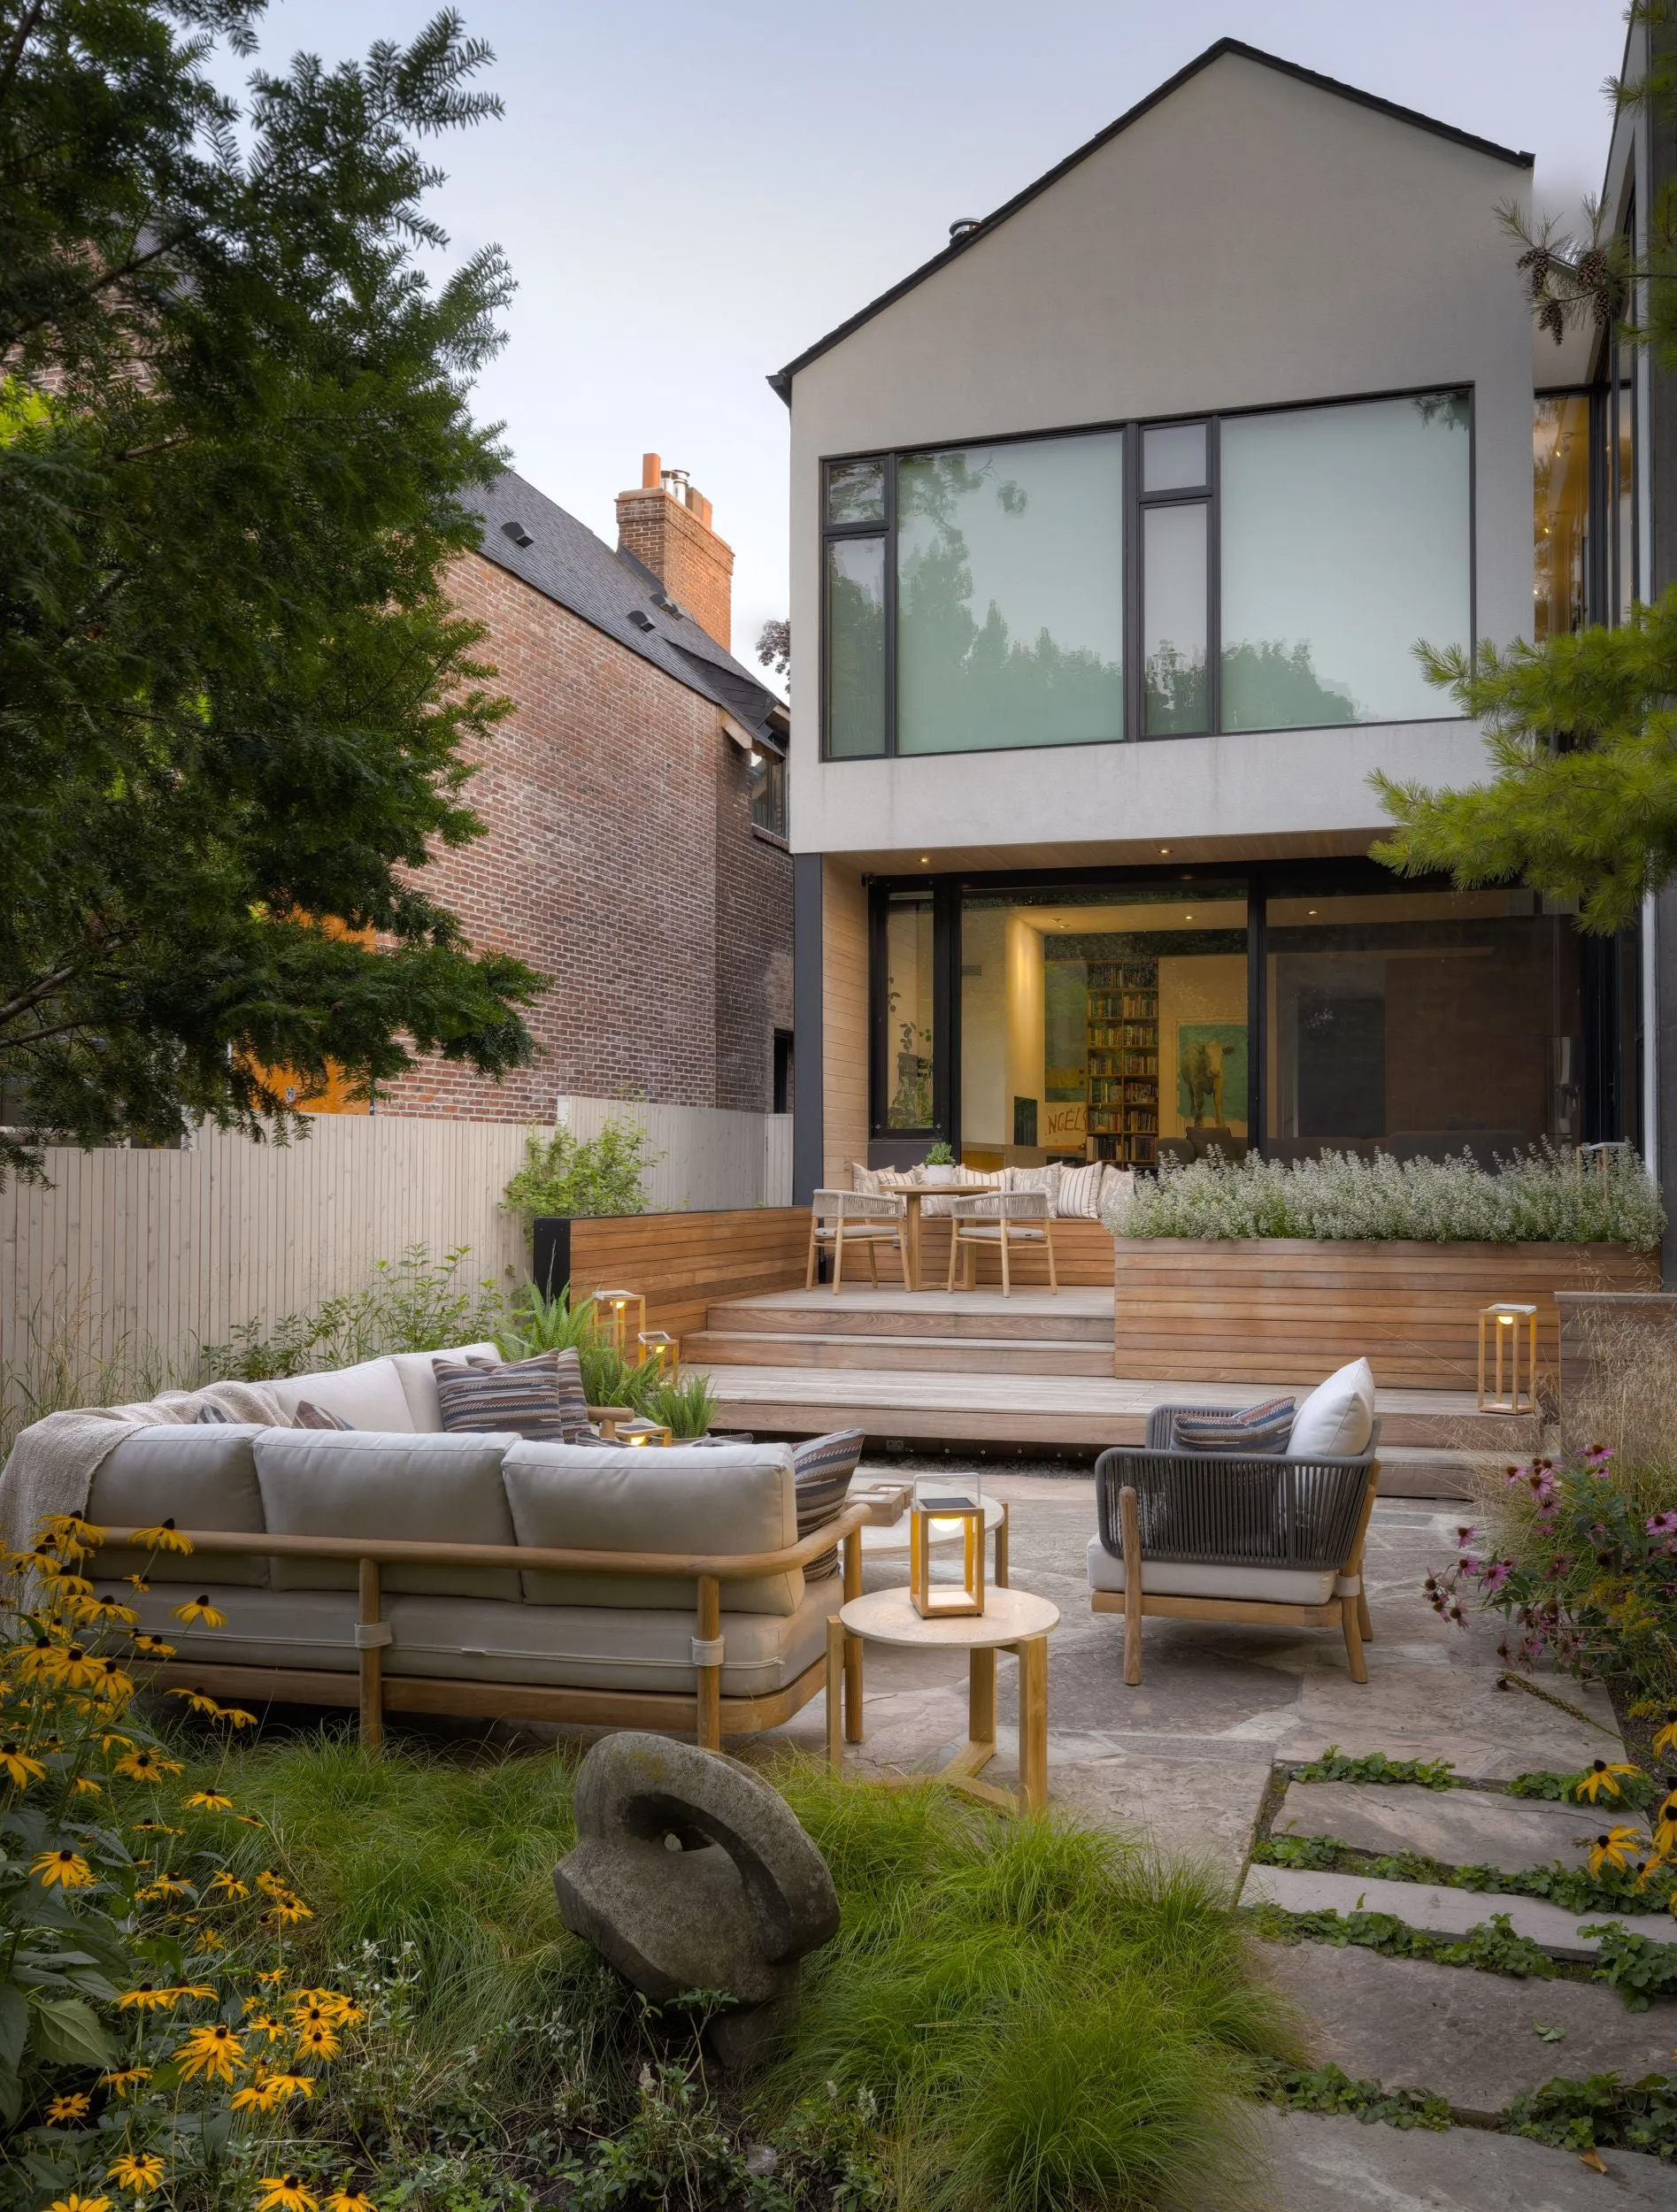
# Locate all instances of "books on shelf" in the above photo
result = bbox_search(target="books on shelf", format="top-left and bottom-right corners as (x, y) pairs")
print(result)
(1085, 959), (1161, 1168)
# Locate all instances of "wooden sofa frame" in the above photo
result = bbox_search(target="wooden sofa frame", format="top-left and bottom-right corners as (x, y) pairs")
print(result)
(104, 1487), (906, 1754)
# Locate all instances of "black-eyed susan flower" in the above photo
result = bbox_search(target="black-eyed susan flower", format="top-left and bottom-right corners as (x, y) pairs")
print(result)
(236, 1811), (265, 1827)
(261, 1895), (312, 1927)
(123, 1575), (150, 1594)
(45, 2090), (91, 2123)
(107, 2151), (165, 2193)
(207, 1870), (249, 1898)
(49, 1574), (96, 1601)
(243, 2009), (287, 2042)
(130, 1635), (175, 1660)
(45, 2193), (112, 2212)
(293, 2020), (340, 2061)
(185, 1789), (236, 1813)
(173, 2020), (245, 2083)
(233, 2070), (317, 2111)
(91, 1657), (135, 1701)
(96, 2066), (151, 2096)
(132, 1522), (193, 1555)
(117, 1982), (215, 2010)
(325, 2187), (374, 2212)
(127, 1818), (182, 1837)
(167, 1688), (225, 1717)
(114, 1747), (183, 1783)
(1575, 1760), (1642, 1803)
(172, 1596), (226, 1628)
(255, 1966), (288, 1986)
(43, 1513), (107, 1548)
(77, 1599), (139, 1628)
(54, 1644), (102, 1689)
(71, 1776), (104, 1797)
(220, 1707), (258, 1730)
(136, 1875), (194, 1903)
(0, 1741), (45, 1787)
(192, 1926), (226, 1954)
(1588, 1825), (1642, 1877)
(33, 1847), (94, 1888)
(257, 2178), (318, 2212)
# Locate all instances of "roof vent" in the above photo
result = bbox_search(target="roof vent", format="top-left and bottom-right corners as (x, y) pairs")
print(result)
(500, 518), (534, 549)
(628, 609), (656, 633)
(949, 218), (981, 242)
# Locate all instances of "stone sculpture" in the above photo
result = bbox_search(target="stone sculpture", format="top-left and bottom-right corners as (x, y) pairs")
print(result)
(553, 1732), (840, 2064)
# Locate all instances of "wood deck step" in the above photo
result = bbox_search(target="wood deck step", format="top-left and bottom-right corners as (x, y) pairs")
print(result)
(704, 1291), (1115, 1345)
(687, 1328), (1113, 1377)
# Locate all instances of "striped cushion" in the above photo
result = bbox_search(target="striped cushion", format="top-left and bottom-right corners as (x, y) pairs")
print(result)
(792, 1428), (865, 1581)
(452, 1348), (594, 1444)
(850, 1162), (882, 1195)
(1171, 1398), (1295, 1456)
(294, 1400), (356, 1431)
(1057, 1162), (1105, 1218)
(194, 1402), (235, 1425)
(435, 1355), (565, 1441)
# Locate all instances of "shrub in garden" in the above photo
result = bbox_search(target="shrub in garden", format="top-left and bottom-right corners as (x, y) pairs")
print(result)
(501, 1118), (661, 1221)
(1112, 1144), (1663, 1245)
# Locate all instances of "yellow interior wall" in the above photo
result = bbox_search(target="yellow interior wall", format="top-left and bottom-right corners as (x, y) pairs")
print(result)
(1004, 915), (1047, 1162)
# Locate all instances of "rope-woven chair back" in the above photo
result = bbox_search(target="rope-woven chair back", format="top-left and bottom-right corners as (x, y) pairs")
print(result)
(1095, 1425), (1378, 1573)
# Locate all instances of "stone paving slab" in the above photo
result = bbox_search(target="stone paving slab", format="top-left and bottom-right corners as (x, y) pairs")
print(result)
(1274, 1778), (1601, 1873)
(1242, 1863), (1676, 1958)
(1240, 2106), (1677, 2212)
(1258, 1939), (1677, 2120)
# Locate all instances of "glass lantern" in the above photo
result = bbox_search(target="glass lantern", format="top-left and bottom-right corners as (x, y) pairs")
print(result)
(590, 1287), (646, 1357)
(1478, 1302), (1538, 1414)
(909, 1485), (987, 1618)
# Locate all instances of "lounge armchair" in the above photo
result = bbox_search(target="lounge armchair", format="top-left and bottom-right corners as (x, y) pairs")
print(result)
(1088, 1361), (1380, 1683)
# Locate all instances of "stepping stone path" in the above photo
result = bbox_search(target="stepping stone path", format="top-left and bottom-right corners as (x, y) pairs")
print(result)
(1243, 1768), (1677, 2196)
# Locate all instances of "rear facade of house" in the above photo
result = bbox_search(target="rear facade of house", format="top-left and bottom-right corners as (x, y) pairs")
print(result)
(778, 41), (1649, 1211)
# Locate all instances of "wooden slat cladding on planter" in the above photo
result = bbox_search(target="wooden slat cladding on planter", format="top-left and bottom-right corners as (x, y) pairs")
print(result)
(569, 1210), (812, 1342)
(912, 1216), (1115, 1289)
(1112, 1239), (1658, 1390)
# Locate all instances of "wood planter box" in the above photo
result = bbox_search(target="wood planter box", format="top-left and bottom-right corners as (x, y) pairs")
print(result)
(1112, 1239), (1658, 1391)
(533, 1210), (812, 1342)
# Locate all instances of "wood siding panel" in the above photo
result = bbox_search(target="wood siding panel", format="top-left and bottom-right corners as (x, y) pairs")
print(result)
(569, 1210), (812, 1343)
(822, 860), (869, 1192)
(1112, 1239), (1658, 1388)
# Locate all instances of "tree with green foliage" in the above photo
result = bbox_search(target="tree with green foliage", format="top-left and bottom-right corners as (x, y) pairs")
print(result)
(1372, 600), (1677, 933)
(0, 0), (546, 1183)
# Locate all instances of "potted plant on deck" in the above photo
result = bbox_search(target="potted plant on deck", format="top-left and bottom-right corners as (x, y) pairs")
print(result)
(922, 1140), (958, 1187)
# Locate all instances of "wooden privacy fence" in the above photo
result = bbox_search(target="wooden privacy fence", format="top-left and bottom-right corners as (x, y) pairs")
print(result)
(4, 1110), (796, 1386)
(1112, 1238), (1659, 1390)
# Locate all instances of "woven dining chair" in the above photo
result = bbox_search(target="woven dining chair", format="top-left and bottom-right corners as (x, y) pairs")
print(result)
(805, 1189), (911, 1292)
(944, 1188), (1058, 1297)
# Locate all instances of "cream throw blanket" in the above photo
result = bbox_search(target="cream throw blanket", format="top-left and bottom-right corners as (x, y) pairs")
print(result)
(0, 1382), (291, 1555)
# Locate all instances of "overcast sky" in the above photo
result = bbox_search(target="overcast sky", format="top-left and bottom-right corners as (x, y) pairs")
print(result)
(240, 0), (1630, 680)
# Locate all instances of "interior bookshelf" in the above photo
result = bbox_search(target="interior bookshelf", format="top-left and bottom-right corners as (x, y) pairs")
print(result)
(1085, 959), (1158, 1167)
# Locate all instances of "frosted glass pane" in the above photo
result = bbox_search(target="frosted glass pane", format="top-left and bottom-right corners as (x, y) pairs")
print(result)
(1143, 422), (1206, 492)
(1219, 393), (1471, 730)
(826, 537), (885, 757)
(896, 433), (1124, 754)
(1143, 503), (1208, 734)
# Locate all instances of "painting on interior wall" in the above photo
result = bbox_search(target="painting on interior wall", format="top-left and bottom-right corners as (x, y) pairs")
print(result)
(1176, 1024), (1248, 1128)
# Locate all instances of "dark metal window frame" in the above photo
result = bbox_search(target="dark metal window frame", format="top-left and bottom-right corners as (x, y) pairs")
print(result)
(820, 381), (1477, 763)
(863, 856), (1635, 1155)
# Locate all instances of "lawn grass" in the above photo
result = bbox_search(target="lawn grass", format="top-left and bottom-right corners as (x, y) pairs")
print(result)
(197, 1723), (1294, 2209)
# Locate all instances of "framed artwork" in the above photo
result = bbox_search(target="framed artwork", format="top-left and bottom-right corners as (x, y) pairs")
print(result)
(1176, 1023), (1248, 1127)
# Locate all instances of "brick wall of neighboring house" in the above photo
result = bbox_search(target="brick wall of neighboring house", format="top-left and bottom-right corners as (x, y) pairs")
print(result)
(376, 550), (793, 1121)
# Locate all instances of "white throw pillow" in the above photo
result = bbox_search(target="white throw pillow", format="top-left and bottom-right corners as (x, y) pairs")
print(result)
(850, 1162), (882, 1194)
(1289, 1357), (1376, 1459)
(1004, 1163), (1064, 1211)
(266, 1356), (415, 1434)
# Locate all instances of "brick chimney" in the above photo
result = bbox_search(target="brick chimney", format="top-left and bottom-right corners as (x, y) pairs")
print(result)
(616, 452), (735, 649)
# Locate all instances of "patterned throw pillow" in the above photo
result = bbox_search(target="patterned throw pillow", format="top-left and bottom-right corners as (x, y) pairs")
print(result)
(1171, 1398), (1296, 1456)
(193, 1402), (235, 1425)
(792, 1428), (866, 1581)
(450, 1347), (595, 1443)
(850, 1163), (882, 1195)
(1004, 1163), (1064, 1212)
(1056, 1162), (1105, 1218)
(294, 1401), (356, 1431)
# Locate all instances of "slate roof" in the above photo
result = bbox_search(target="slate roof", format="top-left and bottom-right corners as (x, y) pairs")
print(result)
(468, 469), (786, 751)
(769, 38), (1533, 401)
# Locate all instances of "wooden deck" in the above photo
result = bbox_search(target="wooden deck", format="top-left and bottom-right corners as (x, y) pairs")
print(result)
(692, 1286), (1524, 1493)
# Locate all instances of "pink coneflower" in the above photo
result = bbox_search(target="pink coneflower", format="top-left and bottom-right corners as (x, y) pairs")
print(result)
(1645, 1511), (1677, 1538)
(1479, 1559), (1514, 1595)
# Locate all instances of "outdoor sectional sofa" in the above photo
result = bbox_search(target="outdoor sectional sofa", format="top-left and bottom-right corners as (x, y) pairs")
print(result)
(79, 1344), (892, 1749)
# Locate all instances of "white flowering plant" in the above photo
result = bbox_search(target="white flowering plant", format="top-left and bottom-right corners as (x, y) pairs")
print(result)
(1110, 1144), (1664, 1246)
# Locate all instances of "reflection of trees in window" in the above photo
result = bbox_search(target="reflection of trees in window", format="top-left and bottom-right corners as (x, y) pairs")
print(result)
(897, 447), (1124, 752)
(1412, 390), (1471, 433)
(1144, 642), (1207, 734)
(1220, 640), (1365, 731)
(889, 1018), (933, 1126)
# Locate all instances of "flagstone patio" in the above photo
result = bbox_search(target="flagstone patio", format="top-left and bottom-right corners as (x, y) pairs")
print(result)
(758, 1465), (1623, 1882)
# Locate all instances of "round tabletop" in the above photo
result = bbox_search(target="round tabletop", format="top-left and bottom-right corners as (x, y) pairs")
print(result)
(838, 1583), (1059, 1651)
(859, 1495), (1005, 1555)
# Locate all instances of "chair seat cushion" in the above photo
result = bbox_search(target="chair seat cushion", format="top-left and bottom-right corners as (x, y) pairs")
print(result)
(955, 1225), (1046, 1241)
(88, 1426), (271, 1586)
(1085, 1535), (1340, 1606)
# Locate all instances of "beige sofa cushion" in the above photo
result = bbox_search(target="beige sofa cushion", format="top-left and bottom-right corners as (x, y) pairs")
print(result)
(386, 1582), (831, 1697)
(253, 1430), (522, 1599)
(112, 1583), (357, 1671)
(88, 1426), (270, 1586)
(504, 1442), (802, 1615)
(389, 1343), (503, 1432)
(1085, 1535), (1340, 1606)
(266, 1356), (415, 1433)
(114, 1580), (831, 1700)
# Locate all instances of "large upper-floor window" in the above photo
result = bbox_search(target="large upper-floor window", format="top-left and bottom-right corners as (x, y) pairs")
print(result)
(821, 388), (1473, 759)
